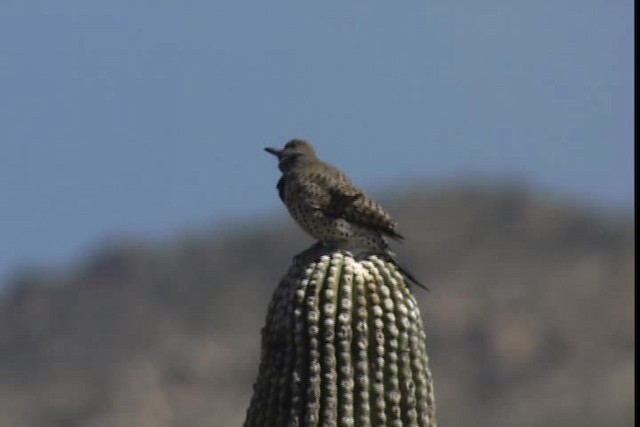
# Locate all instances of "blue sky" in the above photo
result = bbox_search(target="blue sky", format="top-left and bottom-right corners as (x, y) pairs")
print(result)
(0, 1), (634, 283)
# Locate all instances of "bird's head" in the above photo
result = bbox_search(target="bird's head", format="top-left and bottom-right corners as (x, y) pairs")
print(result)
(265, 139), (318, 173)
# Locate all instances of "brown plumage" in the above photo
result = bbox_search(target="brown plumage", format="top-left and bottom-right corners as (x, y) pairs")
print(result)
(265, 139), (427, 290)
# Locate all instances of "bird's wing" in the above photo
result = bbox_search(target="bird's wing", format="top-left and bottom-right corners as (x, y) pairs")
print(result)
(307, 165), (404, 240)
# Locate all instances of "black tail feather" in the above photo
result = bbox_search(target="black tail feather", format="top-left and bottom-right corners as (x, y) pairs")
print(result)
(392, 260), (430, 292)
(380, 250), (429, 292)
(384, 229), (404, 241)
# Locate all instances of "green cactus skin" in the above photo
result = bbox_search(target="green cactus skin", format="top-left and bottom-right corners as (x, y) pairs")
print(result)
(245, 250), (436, 427)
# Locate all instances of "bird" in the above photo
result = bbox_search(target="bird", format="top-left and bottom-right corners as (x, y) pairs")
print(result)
(264, 138), (428, 291)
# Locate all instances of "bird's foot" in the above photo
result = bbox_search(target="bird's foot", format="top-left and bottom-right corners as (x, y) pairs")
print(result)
(292, 241), (326, 265)
(292, 241), (356, 265)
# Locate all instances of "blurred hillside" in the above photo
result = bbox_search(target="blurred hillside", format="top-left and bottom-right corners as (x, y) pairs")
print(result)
(0, 185), (634, 427)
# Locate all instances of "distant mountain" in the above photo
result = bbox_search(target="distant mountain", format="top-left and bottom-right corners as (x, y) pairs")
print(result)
(0, 185), (633, 427)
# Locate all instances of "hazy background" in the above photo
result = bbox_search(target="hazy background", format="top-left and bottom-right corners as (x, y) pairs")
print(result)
(0, 1), (634, 426)
(0, 0), (633, 285)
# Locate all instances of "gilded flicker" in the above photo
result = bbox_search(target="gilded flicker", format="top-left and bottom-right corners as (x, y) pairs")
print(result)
(265, 138), (427, 290)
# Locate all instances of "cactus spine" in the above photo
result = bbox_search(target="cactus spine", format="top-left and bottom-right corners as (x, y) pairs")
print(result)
(245, 250), (436, 427)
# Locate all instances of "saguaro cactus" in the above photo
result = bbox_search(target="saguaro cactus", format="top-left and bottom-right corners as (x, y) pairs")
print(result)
(245, 248), (436, 427)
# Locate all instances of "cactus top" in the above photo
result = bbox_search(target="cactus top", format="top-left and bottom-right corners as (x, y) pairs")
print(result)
(244, 249), (437, 427)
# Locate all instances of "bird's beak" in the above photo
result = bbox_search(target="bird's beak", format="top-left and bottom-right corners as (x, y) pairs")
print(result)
(264, 147), (282, 157)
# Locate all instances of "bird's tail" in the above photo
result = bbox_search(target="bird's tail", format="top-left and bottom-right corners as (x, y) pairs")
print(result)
(382, 250), (429, 292)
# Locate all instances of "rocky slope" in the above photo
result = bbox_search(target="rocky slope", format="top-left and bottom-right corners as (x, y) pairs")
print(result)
(0, 186), (634, 426)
